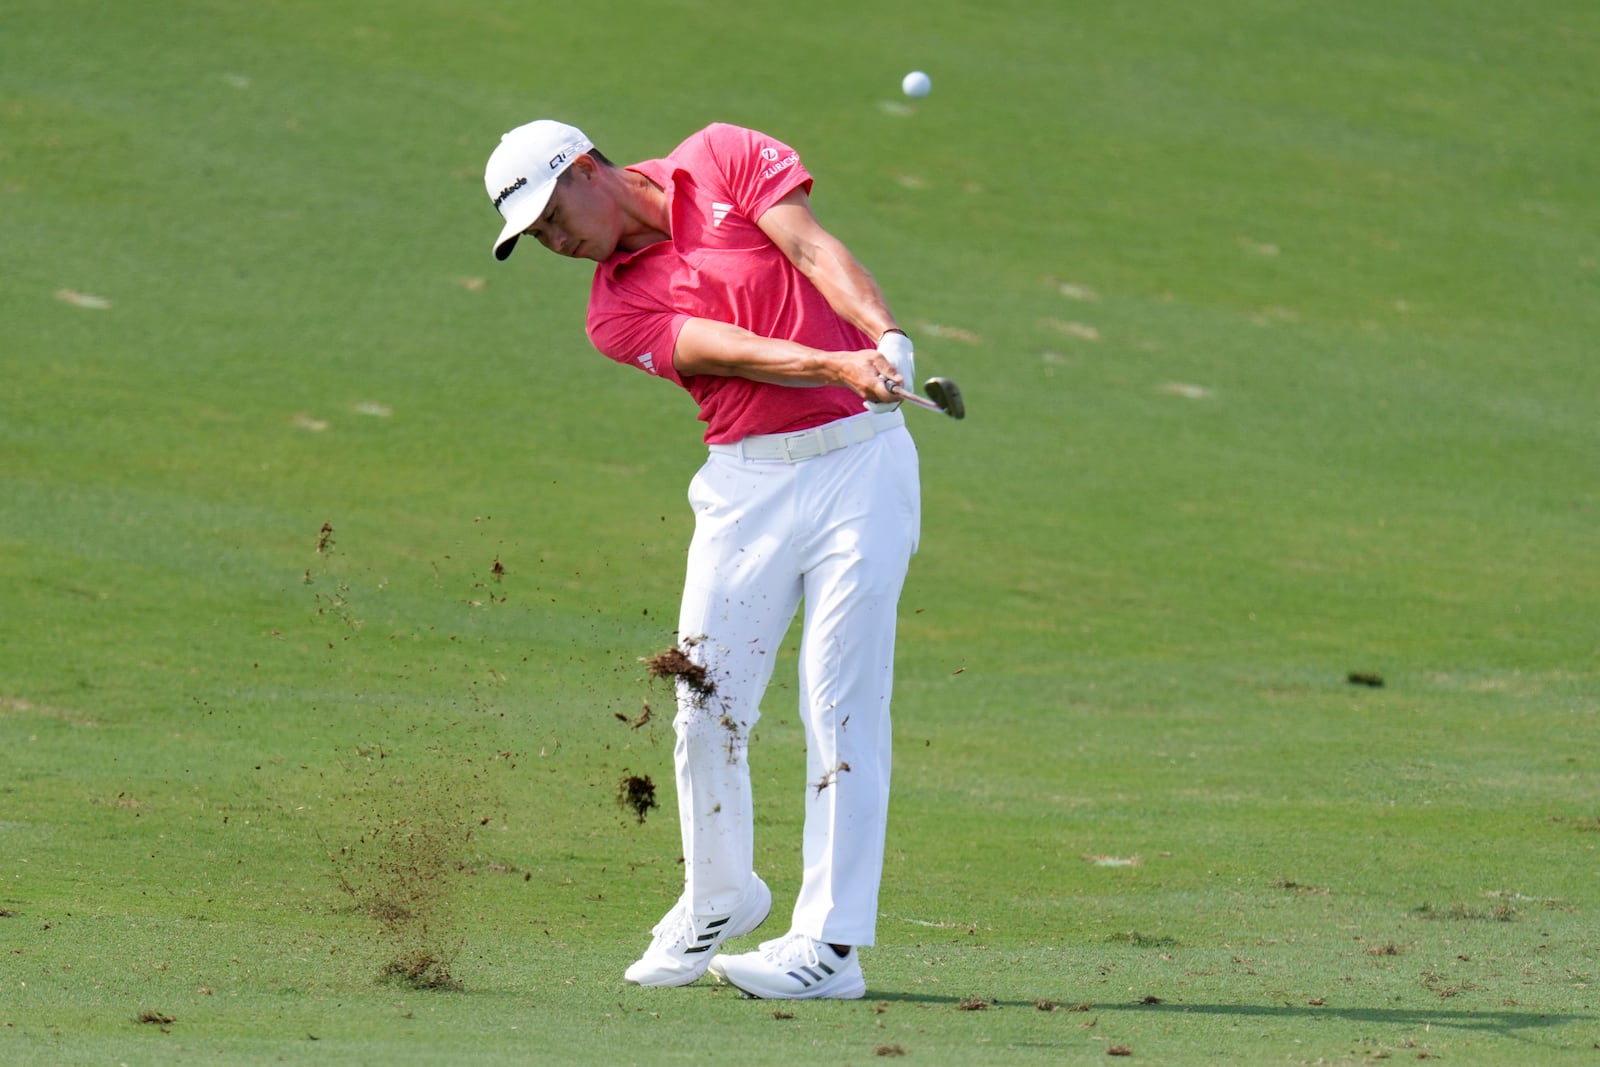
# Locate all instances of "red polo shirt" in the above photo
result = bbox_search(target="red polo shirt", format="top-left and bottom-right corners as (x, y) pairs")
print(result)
(585, 124), (868, 444)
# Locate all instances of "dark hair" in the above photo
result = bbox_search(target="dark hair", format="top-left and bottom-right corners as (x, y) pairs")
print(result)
(556, 147), (612, 186)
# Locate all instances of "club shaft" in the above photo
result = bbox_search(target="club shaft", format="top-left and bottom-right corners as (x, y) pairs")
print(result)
(888, 384), (944, 413)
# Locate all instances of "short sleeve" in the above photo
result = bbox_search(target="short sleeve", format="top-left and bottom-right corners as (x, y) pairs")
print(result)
(586, 275), (690, 385)
(700, 124), (813, 221)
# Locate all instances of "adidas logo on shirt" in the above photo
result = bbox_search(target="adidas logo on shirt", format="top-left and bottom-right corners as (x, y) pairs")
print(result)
(711, 202), (734, 227)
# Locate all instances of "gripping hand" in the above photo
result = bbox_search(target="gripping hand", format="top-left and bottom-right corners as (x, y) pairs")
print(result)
(865, 329), (915, 413)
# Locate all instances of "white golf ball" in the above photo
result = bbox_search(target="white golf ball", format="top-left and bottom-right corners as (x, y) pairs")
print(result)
(901, 71), (932, 99)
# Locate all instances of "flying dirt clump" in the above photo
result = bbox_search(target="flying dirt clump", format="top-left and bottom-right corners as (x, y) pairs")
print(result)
(645, 644), (715, 702)
(643, 641), (744, 765)
(618, 773), (658, 824)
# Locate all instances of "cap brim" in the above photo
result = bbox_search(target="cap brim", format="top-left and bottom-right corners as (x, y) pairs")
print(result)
(491, 178), (558, 261)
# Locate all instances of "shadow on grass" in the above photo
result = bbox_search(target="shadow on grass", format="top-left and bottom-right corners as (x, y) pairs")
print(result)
(871, 992), (1589, 1040)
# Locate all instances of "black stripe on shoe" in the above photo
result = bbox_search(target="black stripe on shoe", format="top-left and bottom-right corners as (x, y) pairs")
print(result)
(786, 961), (837, 988)
(686, 916), (732, 953)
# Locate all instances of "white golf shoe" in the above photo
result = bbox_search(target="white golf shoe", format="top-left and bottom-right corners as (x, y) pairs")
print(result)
(623, 874), (772, 987)
(707, 931), (866, 1000)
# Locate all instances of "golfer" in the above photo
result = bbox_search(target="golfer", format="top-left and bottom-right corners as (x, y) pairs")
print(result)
(483, 120), (921, 1000)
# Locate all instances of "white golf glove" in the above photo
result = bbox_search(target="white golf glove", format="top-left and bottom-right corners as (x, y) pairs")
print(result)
(865, 329), (915, 413)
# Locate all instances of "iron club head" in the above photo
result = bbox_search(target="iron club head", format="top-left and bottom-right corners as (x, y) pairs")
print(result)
(922, 377), (965, 419)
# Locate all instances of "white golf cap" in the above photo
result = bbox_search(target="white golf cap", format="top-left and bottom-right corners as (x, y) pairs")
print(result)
(485, 120), (594, 261)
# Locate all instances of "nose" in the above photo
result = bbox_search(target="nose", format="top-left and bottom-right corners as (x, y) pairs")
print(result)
(547, 227), (575, 255)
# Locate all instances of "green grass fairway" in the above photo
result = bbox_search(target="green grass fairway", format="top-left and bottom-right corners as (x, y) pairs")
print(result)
(4, 1), (1597, 1064)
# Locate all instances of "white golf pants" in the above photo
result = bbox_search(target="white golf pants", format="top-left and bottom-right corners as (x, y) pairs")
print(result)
(673, 413), (920, 947)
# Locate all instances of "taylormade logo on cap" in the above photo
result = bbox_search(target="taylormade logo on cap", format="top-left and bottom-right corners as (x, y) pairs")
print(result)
(484, 120), (593, 260)
(492, 176), (527, 209)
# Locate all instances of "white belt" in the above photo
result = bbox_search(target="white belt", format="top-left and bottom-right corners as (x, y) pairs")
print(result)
(709, 410), (905, 463)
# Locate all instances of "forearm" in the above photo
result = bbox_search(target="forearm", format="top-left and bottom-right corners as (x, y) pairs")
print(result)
(672, 318), (842, 386)
(794, 231), (900, 342)
(758, 191), (900, 342)
(796, 231), (914, 415)
(672, 317), (901, 403)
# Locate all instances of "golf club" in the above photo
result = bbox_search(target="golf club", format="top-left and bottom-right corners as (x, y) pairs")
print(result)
(888, 377), (965, 419)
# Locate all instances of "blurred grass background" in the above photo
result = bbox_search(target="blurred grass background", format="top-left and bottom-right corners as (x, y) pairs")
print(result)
(2, 0), (1597, 1063)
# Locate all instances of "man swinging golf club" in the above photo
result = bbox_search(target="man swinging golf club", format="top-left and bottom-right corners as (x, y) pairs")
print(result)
(483, 119), (922, 999)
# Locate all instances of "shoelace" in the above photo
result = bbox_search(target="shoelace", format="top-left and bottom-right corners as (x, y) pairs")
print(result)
(650, 900), (695, 946)
(758, 932), (822, 968)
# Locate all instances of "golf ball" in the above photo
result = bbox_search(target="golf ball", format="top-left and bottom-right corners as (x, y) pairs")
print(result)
(901, 71), (932, 99)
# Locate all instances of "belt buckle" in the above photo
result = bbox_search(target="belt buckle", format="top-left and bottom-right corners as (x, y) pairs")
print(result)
(779, 431), (811, 463)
